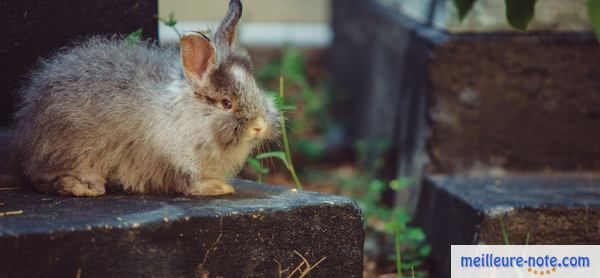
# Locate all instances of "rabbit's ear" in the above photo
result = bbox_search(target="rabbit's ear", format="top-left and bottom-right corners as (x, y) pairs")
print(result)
(180, 33), (215, 86)
(215, 0), (242, 50)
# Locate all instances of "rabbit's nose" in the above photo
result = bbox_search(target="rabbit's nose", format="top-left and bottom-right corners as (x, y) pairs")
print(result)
(252, 117), (267, 135)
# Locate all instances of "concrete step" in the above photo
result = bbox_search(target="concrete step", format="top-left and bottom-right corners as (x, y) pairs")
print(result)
(415, 175), (600, 278)
(426, 33), (600, 173)
(331, 0), (600, 211)
(0, 180), (363, 277)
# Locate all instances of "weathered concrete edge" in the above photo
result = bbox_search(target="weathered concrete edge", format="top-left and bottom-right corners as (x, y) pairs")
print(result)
(0, 204), (365, 278)
(0, 179), (363, 236)
(428, 175), (600, 211)
(0, 180), (365, 277)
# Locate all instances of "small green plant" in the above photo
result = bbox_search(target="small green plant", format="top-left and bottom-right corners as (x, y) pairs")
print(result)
(127, 10), (180, 45)
(339, 141), (429, 277)
(246, 158), (269, 182)
(350, 178), (430, 277)
(125, 28), (144, 45)
(246, 77), (303, 190)
(158, 11), (181, 37)
(257, 46), (331, 160)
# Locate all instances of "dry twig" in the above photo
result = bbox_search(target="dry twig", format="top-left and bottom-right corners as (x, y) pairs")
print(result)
(277, 250), (327, 278)
(0, 210), (23, 217)
(0, 187), (22, 191)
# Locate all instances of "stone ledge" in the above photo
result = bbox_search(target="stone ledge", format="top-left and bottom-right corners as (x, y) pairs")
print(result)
(415, 175), (600, 278)
(0, 179), (364, 277)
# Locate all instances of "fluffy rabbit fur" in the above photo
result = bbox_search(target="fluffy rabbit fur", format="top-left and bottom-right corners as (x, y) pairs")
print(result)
(6, 0), (279, 196)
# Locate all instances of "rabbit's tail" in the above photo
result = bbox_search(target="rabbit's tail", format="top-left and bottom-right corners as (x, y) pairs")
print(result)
(0, 129), (24, 187)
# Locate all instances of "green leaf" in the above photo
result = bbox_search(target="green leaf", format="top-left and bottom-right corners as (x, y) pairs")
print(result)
(505, 0), (537, 32)
(405, 227), (426, 241)
(588, 0), (600, 40)
(452, 0), (477, 21)
(419, 244), (432, 257)
(255, 151), (287, 160)
(389, 177), (411, 191)
(166, 11), (178, 26)
(385, 221), (404, 232)
(367, 179), (386, 194)
(158, 11), (178, 27)
(246, 158), (269, 174)
(255, 151), (290, 168)
(390, 212), (410, 229)
(125, 28), (143, 45)
(279, 105), (297, 111)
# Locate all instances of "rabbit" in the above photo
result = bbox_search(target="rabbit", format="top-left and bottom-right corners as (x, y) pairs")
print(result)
(2, 0), (280, 197)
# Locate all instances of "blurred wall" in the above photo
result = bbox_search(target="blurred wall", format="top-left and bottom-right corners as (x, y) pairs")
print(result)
(159, 0), (330, 23)
(158, 0), (331, 46)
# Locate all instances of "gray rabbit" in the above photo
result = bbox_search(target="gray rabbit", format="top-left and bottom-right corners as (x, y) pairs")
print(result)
(2, 0), (279, 196)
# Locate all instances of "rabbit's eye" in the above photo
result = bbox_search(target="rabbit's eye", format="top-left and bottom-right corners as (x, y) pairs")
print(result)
(221, 99), (232, 110)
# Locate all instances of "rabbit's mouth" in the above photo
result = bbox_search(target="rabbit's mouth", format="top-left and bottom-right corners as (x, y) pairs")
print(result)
(241, 116), (270, 142)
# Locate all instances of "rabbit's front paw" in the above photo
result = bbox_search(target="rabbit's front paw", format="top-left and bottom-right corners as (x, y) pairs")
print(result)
(184, 179), (235, 196)
(54, 174), (106, 197)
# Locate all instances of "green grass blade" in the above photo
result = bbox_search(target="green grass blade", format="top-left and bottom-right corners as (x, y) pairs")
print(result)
(278, 77), (303, 190)
(499, 217), (510, 245)
(125, 28), (143, 45)
(254, 151), (288, 162)
(246, 158), (269, 174)
(396, 228), (403, 278)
